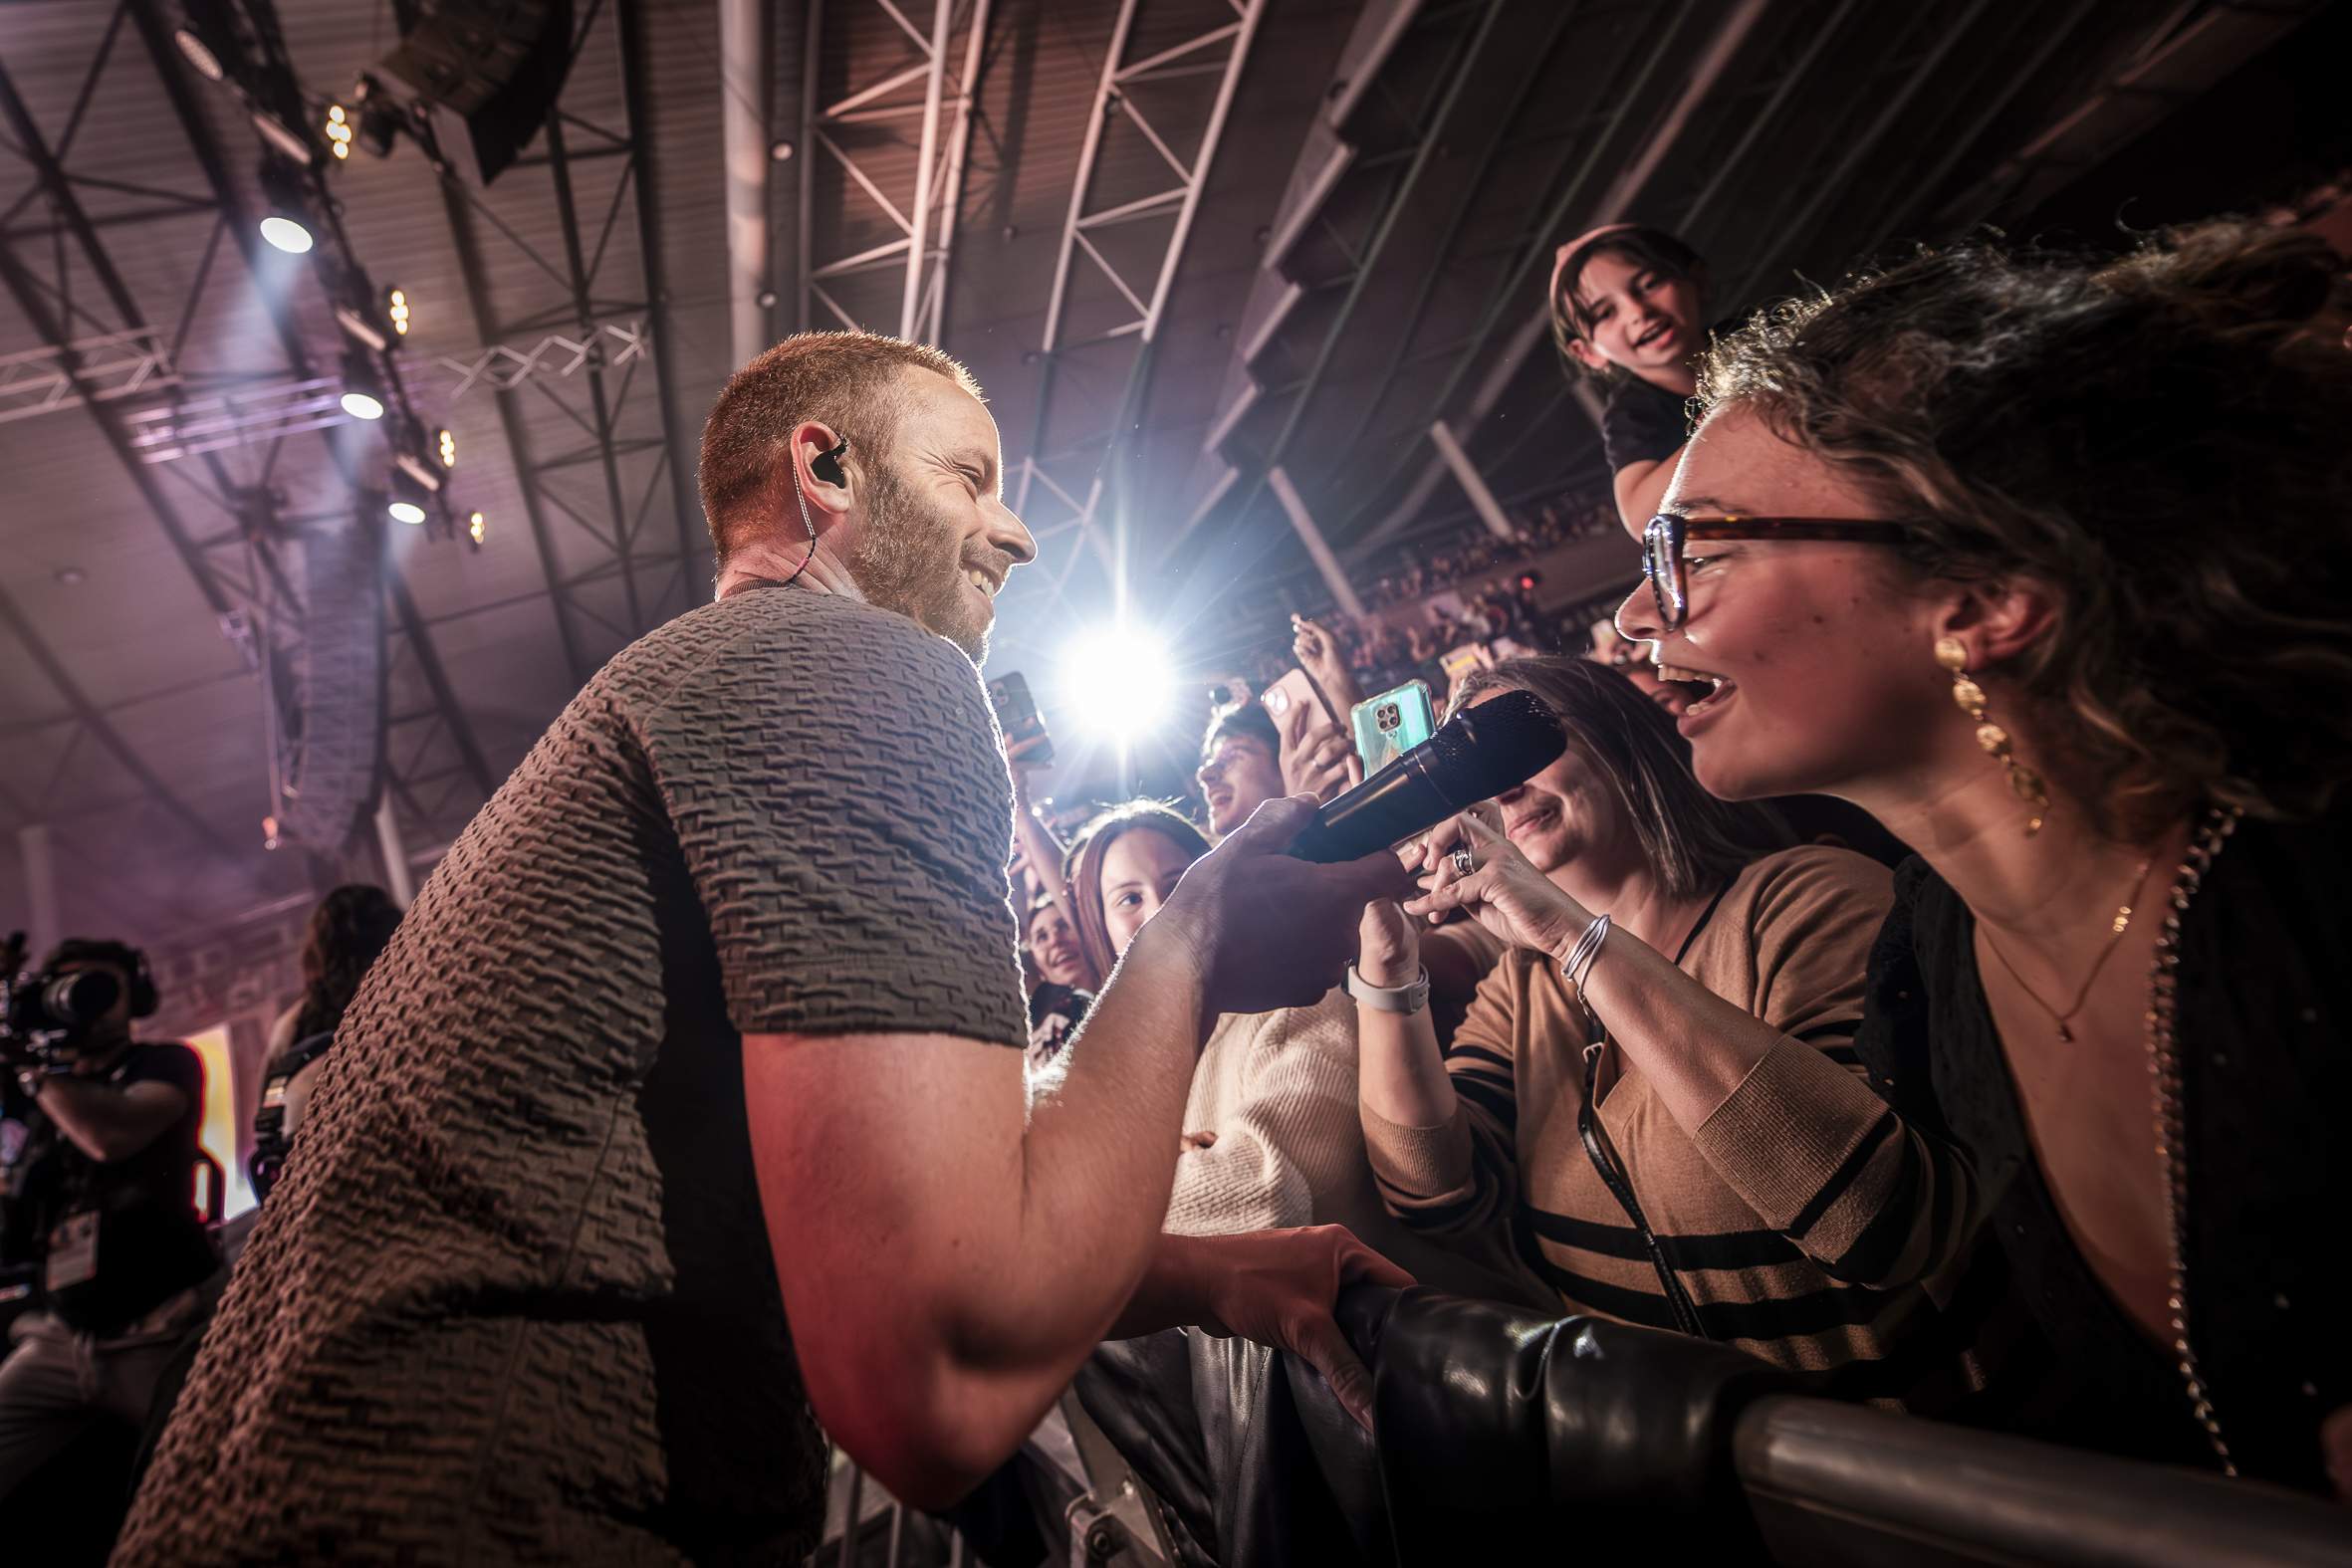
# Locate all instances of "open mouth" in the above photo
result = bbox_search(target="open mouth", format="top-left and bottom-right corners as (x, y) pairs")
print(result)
(1630, 319), (1676, 351)
(965, 567), (1002, 599)
(1658, 662), (1736, 720)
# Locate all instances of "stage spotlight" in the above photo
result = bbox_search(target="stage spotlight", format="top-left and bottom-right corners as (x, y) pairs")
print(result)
(173, 0), (238, 84)
(174, 28), (226, 82)
(257, 157), (314, 253)
(387, 287), (410, 337)
(339, 347), (386, 421)
(325, 103), (354, 160)
(468, 510), (486, 545)
(393, 422), (447, 494)
(387, 471), (431, 526)
(351, 75), (402, 158)
(251, 111), (315, 167)
(436, 427), (456, 468)
(1059, 623), (1175, 744)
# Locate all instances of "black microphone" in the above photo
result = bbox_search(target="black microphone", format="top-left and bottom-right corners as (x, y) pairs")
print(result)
(1286, 689), (1565, 863)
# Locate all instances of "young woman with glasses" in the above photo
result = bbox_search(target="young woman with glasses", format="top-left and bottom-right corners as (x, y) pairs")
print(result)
(1605, 221), (2352, 1495)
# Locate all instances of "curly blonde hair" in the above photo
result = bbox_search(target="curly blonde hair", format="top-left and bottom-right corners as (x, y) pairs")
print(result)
(1699, 220), (2352, 835)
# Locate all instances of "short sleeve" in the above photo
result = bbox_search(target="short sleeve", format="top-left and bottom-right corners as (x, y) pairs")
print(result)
(630, 594), (1026, 1049)
(1599, 378), (1690, 473)
(124, 1043), (203, 1101)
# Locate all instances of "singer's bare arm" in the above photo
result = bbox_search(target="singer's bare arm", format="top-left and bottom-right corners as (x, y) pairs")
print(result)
(744, 799), (1410, 1506)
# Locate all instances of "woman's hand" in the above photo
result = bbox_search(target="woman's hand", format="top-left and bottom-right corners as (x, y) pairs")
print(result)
(1189, 1226), (1413, 1431)
(1281, 718), (1360, 805)
(1293, 616), (1363, 714)
(1357, 897), (1420, 990)
(1405, 807), (1591, 959)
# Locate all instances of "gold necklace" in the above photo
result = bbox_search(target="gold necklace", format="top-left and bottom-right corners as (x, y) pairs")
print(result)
(1979, 856), (2153, 1042)
(2147, 803), (2240, 1475)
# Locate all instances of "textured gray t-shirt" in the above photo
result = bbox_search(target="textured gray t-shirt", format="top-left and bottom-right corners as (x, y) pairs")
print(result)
(118, 587), (1028, 1565)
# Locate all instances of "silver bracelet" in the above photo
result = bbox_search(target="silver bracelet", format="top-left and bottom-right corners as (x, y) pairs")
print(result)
(1558, 912), (1611, 993)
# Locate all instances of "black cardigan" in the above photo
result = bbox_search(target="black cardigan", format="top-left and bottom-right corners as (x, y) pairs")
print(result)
(1855, 810), (2352, 1493)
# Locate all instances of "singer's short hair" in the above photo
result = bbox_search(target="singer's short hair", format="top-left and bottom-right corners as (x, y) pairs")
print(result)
(1452, 657), (1789, 899)
(699, 331), (985, 564)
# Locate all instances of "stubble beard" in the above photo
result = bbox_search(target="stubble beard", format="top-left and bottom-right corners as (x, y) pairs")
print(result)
(846, 459), (993, 663)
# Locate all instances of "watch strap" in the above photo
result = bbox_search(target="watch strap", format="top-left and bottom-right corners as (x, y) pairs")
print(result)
(1346, 964), (1430, 1015)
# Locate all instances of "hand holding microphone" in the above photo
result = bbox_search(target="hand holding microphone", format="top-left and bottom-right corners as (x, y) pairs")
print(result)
(1284, 689), (1565, 864)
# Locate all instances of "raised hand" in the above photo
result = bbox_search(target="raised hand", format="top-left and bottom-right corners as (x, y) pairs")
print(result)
(1356, 897), (1420, 990)
(1282, 718), (1360, 805)
(1405, 806), (1589, 959)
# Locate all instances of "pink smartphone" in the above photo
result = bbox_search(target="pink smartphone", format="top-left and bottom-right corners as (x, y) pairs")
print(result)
(1258, 667), (1332, 757)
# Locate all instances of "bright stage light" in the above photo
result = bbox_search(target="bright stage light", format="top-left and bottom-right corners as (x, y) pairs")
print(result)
(388, 470), (431, 526)
(325, 104), (353, 160)
(257, 156), (315, 252)
(1058, 623), (1175, 744)
(339, 347), (385, 420)
(468, 511), (486, 545)
(258, 214), (313, 254)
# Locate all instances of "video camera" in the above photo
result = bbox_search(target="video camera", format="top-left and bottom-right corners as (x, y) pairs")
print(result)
(0, 933), (153, 1068)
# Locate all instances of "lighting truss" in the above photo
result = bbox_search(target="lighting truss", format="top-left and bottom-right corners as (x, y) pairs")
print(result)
(123, 375), (350, 462)
(0, 328), (179, 425)
(798, 0), (992, 342)
(413, 0), (707, 695)
(434, 319), (646, 401)
(1005, 0), (1267, 608)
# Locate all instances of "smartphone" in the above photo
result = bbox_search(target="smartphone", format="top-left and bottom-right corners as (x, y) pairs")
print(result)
(988, 672), (1053, 764)
(1259, 668), (1331, 757)
(1350, 680), (1437, 777)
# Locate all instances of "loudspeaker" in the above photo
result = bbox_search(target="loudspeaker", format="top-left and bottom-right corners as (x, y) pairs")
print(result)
(379, 0), (576, 187)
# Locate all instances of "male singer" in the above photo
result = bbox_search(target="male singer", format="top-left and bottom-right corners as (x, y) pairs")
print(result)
(120, 333), (1408, 1564)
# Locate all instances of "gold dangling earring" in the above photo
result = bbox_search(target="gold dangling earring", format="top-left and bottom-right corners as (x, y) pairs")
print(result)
(1935, 636), (2047, 836)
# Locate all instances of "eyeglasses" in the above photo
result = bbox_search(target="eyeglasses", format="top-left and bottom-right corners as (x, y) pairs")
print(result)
(1639, 513), (1910, 631)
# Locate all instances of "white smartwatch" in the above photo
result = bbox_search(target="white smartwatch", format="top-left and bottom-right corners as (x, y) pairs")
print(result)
(1345, 964), (1430, 1015)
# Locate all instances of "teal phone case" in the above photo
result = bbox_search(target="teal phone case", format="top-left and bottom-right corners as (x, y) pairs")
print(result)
(1350, 681), (1436, 776)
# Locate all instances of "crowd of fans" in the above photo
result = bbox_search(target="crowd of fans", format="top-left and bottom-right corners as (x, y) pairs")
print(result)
(2, 200), (2345, 1565)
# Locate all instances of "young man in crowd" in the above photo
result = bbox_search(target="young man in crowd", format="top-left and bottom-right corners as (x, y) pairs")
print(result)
(118, 333), (1410, 1565)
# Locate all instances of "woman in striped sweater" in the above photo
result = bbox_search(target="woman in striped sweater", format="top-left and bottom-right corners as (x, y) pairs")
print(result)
(1357, 656), (1979, 1396)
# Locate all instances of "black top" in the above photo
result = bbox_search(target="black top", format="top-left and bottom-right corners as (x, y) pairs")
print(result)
(120, 587), (1031, 1566)
(1598, 374), (1691, 475)
(1857, 810), (2352, 1492)
(1027, 982), (1092, 1070)
(29, 1040), (214, 1333)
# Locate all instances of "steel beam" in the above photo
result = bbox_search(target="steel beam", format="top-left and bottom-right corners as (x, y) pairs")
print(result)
(1428, 420), (1514, 542)
(1156, 0), (1505, 570)
(617, 0), (709, 591)
(1004, 0), (1265, 608)
(798, 0), (992, 343)
(1266, 467), (1364, 619)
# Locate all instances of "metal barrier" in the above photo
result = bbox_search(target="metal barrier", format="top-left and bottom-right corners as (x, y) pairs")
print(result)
(1736, 1396), (2352, 1568)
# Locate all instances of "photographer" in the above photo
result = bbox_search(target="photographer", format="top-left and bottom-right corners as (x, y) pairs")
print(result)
(0, 939), (213, 1501)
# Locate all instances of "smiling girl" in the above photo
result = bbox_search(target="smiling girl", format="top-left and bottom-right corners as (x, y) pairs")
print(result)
(1550, 223), (1714, 531)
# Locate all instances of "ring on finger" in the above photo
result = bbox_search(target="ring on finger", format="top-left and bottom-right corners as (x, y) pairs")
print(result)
(1449, 845), (1476, 878)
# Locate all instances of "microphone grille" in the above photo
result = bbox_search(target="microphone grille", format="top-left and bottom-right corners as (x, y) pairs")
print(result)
(1433, 688), (1566, 802)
